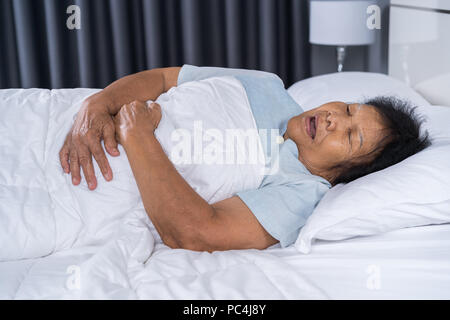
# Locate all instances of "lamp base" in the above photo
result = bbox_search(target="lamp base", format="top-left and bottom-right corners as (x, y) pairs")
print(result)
(336, 46), (346, 72)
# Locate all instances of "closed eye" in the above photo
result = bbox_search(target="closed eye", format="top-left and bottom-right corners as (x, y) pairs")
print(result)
(347, 105), (352, 149)
(348, 129), (352, 147)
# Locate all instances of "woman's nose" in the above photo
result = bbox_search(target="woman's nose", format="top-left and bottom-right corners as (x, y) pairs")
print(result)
(326, 111), (337, 131)
(326, 111), (349, 132)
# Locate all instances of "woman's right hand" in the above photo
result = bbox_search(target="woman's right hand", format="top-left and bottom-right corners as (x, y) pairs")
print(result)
(59, 95), (120, 190)
(58, 66), (180, 190)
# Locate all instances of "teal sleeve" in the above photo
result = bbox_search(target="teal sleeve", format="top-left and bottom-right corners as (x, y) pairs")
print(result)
(236, 139), (331, 248)
(236, 181), (328, 248)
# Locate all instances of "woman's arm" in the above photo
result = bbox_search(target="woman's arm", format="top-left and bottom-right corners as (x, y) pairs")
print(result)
(59, 67), (181, 190)
(115, 101), (278, 252)
(86, 67), (181, 115)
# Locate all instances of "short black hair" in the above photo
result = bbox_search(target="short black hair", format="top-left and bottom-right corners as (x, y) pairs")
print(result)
(331, 96), (431, 185)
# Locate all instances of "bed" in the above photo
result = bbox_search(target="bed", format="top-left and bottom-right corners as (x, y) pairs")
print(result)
(1, 2), (450, 300)
(1, 79), (449, 300)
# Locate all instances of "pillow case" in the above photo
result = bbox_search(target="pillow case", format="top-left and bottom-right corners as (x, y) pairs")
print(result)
(287, 71), (431, 111)
(414, 73), (450, 107)
(286, 72), (450, 254)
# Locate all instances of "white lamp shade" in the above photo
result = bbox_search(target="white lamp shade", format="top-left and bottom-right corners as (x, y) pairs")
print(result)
(310, 0), (376, 46)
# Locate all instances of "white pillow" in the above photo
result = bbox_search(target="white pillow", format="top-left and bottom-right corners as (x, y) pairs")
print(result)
(414, 73), (450, 107)
(287, 71), (431, 111)
(286, 72), (450, 254)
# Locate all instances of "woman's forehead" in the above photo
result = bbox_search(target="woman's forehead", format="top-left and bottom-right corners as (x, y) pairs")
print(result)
(352, 104), (388, 151)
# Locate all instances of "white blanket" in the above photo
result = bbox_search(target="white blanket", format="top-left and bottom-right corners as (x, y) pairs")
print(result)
(0, 77), (265, 262)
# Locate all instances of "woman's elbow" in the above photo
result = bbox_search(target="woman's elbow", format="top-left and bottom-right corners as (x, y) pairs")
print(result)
(158, 206), (218, 252)
(161, 229), (215, 253)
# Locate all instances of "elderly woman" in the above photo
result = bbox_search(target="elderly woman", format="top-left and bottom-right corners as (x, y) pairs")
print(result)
(59, 65), (429, 252)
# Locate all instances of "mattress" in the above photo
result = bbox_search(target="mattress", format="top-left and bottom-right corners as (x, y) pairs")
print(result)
(1, 87), (449, 299)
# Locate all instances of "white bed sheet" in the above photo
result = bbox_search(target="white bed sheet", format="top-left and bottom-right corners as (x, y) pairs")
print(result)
(274, 223), (450, 299)
(1, 222), (449, 299)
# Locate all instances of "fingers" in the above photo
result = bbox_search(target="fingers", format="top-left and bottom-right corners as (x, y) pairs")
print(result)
(62, 102), (119, 190)
(149, 103), (162, 128)
(149, 102), (161, 110)
(69, 149), (81, 186)
(59, 137), (71, 174)
(149, 102), (161, 116)
(65, 136), (112, 188)
(103, 122), (120, 156)
(91, 141), (113, 182)
(78, 145), (97, 190)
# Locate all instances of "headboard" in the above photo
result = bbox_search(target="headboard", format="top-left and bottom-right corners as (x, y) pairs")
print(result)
(388, 0), (450, 106)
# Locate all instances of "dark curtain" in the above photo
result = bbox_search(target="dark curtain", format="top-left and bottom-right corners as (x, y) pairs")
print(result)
(0, 0), (311, 89)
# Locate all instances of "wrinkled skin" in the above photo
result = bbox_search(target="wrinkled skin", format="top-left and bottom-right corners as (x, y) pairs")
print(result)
(113, 101), (162, 145)
(284, 101), (388, 182)
(59, 99), (119, 190)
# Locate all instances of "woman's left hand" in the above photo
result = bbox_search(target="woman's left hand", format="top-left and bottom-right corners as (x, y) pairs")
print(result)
(113, 100), (162, 145)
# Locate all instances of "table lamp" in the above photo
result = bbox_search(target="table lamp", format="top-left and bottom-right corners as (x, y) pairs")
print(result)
(310, 0), (376, 72)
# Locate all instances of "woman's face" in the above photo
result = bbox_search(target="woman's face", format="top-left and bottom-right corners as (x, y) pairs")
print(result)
(285, 101), (388, 182)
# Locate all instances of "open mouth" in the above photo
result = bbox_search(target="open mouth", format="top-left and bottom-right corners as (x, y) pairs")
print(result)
(306, 116), (317, 140)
